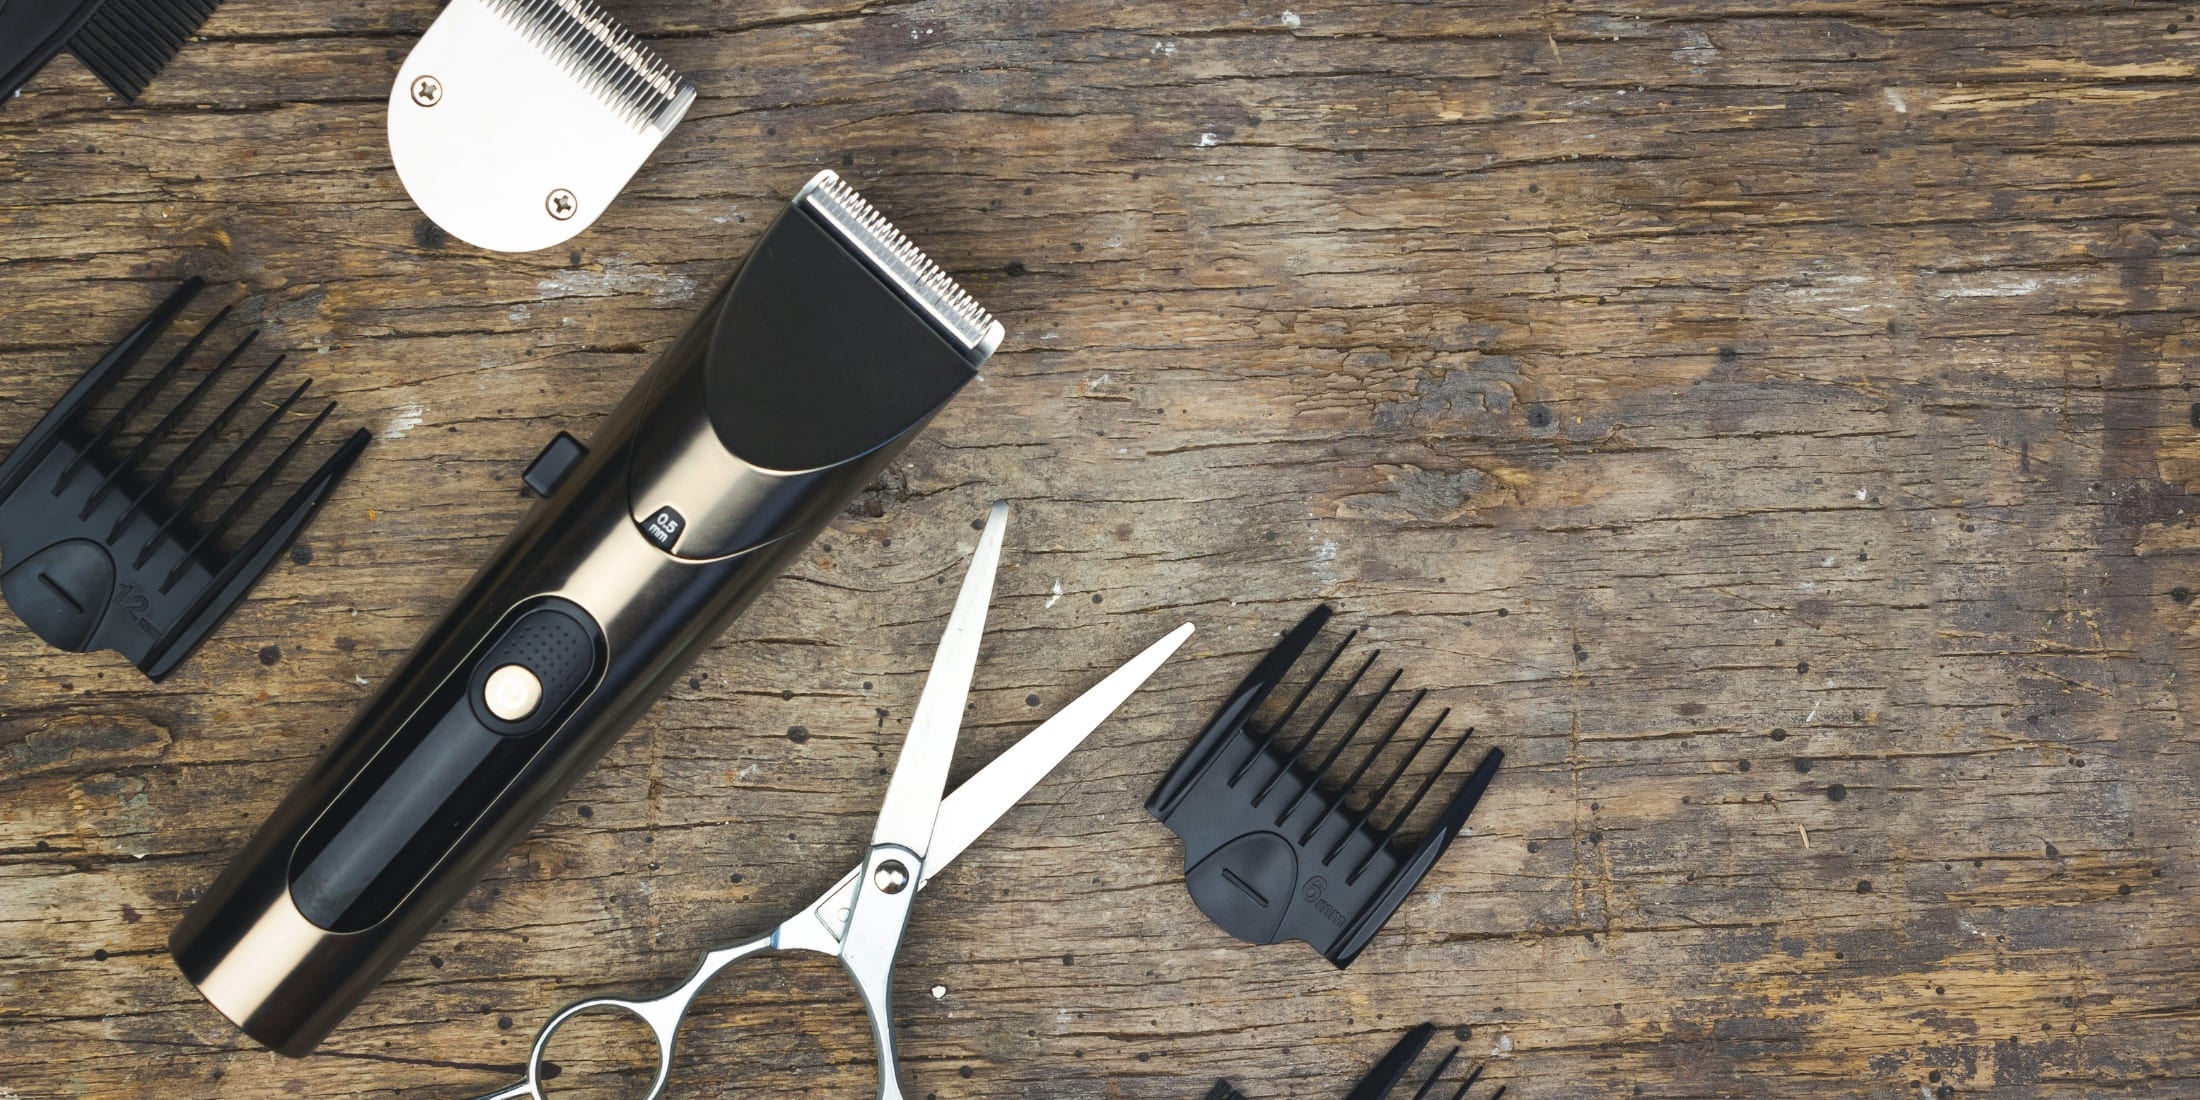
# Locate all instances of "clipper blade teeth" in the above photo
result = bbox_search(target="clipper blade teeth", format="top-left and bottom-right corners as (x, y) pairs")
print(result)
(478, 0), (696, 134)
(798, 170), (1004, 356)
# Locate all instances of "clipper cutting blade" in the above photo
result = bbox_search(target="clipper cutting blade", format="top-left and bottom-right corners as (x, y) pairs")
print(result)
(387, 0), (695, 252)
(796, 170), (1005, 357)
(1147, 605), (1504, 967)
(0, 279), (369, 679)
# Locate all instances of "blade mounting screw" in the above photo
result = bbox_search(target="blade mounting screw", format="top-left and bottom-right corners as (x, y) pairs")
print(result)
(874, 860), (910, 893)
(546, 189), (578, 220)
(410, 76), (442, 107)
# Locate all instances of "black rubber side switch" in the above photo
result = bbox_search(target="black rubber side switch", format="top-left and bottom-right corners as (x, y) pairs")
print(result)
(466, 606), (598, 737)
(522, 432), (587, 498)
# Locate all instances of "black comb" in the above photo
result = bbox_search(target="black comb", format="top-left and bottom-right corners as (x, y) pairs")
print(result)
(1147, 605), (1503, 967)
(0, 278), (369, 679)
(1345, 1023), (1505, 1100)
(0, 0), (223, 103)
(1203, 1082), (1249, 1100)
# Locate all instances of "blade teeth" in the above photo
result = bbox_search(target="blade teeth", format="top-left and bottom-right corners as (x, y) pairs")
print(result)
(475, 0), (695, 133)
(799, 170), (1001, 353)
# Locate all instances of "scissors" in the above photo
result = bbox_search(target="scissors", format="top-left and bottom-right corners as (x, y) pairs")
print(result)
(466, 500), (1194, 1100)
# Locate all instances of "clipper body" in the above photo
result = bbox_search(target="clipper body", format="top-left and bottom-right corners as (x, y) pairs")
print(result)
(169, 172), (1004, 1055)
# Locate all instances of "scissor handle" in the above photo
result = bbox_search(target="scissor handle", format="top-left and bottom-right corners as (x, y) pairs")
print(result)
(464, 932), (779, 1100)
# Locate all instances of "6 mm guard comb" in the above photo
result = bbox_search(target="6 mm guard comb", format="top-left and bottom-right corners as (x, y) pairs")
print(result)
(1147, 605), (1503, 967)
(0, 278), (368, 679)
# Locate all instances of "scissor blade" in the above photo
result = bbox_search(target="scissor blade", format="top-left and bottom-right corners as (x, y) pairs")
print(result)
(871, 500), (1011, 859)
(809, 621), (1194, 940)
(919, 621), (1195, 887)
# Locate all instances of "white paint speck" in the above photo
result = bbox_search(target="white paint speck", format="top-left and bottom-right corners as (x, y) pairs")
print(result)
(1045, 580), (1064, 609)
(1804, 702), (1820, 723)
(352, 675), (369, 687)
(1152, 40), (1177, 56)
(1198, 132), (1219, 147)
(382, 404), (425, 441)
(1490, 1033), (1514, 1057)
(1855, 488), (1869, 501)
(1884, 88), (1909, 114)
(930, 985), (947, 999)
(1936, 273), (2082, 299)
(1822, 557), (1837, 568)
(1280, 10), (1300, 27)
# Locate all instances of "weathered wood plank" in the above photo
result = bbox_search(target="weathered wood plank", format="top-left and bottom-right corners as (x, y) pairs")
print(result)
(5, 1), (2200, 1098)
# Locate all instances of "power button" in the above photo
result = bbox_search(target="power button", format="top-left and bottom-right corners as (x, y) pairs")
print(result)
(483, 664), (544, 722)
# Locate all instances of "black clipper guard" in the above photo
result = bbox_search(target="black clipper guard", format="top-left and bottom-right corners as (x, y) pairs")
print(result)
(0, 278), (368, 679)
(0, 0), (225, 103)
(1345, 1022), (1503, 1100)
(169, 171), (1003, 1056)
(1146, 606), (1503, 968)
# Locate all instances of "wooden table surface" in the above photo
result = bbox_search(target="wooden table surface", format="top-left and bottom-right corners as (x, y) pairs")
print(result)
(5, 1), (2199, 1097)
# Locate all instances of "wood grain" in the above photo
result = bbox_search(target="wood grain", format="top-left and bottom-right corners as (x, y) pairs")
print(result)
(5, 1), (2200, 1097)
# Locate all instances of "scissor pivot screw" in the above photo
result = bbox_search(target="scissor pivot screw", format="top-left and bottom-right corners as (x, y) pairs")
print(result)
(874, 861), (910, 893)
(410, 76), (442, 107)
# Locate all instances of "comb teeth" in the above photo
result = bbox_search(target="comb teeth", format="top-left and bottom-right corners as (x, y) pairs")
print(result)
(1202, 1082), (1249, 1100)
(477, 0), (694, 133)
(1347, 1024), (1500, 1100)
(798, 170), (1004, 355)
(68, 0), (223, 100)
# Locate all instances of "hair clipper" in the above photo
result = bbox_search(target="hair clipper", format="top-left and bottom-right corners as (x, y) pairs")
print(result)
(168, 170), (1005, 1056)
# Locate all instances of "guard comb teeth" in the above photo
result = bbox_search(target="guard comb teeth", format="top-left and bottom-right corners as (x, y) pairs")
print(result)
(1346, 1023), (1502, 1100)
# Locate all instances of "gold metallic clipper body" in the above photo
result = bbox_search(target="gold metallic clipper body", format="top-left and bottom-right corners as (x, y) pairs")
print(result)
(170, 172), (1003, 1055)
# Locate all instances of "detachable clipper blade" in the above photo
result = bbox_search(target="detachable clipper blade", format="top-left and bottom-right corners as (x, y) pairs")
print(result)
(0, 279), (369, 679)
(1147, 605), (1504, 968)
(387, 0), (695, 252)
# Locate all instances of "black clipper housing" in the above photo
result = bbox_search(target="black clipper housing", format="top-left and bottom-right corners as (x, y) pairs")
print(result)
(1147, 606), (1503, 968)
(169, 170), (1004, 1055)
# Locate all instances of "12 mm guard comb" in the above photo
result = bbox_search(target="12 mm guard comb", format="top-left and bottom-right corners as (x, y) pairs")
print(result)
(0, 279), (368, 680)
(1147, 605), (1503, 967)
